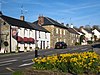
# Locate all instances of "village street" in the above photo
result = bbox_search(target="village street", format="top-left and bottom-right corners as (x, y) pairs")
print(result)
(0, 45), (94, 75)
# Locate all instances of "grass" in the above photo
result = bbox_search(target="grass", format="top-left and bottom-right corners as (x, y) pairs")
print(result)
(12, 68), (66, 75)
(13, 70), (24, 75)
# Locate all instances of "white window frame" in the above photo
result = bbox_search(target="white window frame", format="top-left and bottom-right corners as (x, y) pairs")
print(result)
(56, 28), (58, 34)
(64, 30), (65, 35)
(60, 29), (62, 34)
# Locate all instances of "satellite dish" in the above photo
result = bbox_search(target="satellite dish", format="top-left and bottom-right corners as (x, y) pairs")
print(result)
(4, 41), (9, 46)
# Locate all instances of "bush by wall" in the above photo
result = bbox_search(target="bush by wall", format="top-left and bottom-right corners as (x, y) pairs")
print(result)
(32, 52), (100, 74)
(75, 42), (80, 45)
(87, 40), (93, 44)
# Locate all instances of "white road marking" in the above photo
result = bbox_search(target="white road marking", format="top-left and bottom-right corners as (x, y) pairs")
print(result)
(81, 48), (88, 51)
(0, 63), (12, 67)
(19, 62), (34, 67)
(0, 57), (20, 62)
(6, 67), (15, 72)
(0, 59), (17, 64)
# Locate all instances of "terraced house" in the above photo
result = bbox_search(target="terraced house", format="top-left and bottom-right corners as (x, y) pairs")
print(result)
(33, 16), (70, 48)
(0, 12), (50, 53)
(67, 26), (80, 46)
(79, 26), (93, 41)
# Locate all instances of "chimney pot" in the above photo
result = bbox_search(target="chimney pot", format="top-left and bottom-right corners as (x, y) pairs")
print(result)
(0, 11), (2, 16)
(38, 15), (44, 25)
(20, 16), (25, 21)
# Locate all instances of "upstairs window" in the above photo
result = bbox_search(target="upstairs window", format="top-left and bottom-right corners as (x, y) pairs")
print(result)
(45, 33), (47, 39)
(56, 28), (58, 34)
(39, 31), (40, 38)
(3, 22), (6, 25)
(64, 30), (65, 35)
(56, 38), (58, 42)
(60, 29), (62, 34)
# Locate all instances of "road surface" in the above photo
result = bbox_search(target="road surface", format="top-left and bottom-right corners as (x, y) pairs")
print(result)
(0, 45), (92, 75)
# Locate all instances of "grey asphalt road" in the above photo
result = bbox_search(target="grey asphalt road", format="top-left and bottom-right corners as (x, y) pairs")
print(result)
(0, 45), (93, 75)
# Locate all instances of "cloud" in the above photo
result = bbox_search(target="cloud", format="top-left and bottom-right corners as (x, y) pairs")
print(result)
(70, 4), (100, 11)
(72, 12), (100, 21)
(53, 1), (100, 14)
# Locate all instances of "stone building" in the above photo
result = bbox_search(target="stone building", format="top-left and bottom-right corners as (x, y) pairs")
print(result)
(67, 27), (80, 46)
(33, 16), (70, 48)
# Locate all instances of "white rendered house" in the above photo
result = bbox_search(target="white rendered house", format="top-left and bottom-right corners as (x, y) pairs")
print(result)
(80, 27), (92, 41)
(92, 29), (100, 40)
(35, 30), (50, 49)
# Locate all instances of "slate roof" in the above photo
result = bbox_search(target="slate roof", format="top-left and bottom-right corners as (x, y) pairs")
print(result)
(0, 13), (49, 32)
(84, 28), (92, 34)
(93, 28), (100, 32)
(28, 23), (50, 32)
(74, 28), (85, 35)
(67, 28), (79, 35)
(33, 17), (67, 29)
(1, 14), (34, 29)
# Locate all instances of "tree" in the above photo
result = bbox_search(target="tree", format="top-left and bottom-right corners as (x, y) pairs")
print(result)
(85, 25), (91, 30)
(80, 35), (85, 44)
(94, 35), (97, 42)
(92, 25), (100, 30)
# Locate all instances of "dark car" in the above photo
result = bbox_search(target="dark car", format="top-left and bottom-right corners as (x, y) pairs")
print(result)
(55, 42), (67, 49)
(92, 44), (100, 48)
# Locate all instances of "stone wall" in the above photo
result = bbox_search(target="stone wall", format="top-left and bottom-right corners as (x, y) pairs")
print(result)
(0, 18), (10, 53)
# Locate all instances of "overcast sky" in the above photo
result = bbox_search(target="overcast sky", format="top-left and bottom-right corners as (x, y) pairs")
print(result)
(1, 0), (100, 27)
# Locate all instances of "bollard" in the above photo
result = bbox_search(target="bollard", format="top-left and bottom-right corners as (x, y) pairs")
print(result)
(35, 49), (38, 57)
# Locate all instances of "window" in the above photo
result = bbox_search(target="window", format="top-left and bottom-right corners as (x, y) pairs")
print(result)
(64, 30), (65, 35)
(72, 40), (73, 43)
(3, 22), (6, 25)
(47, 41), (49, 48)
(39, 31), (40, 38)
(45, 33), (47, 39)
(60, 39), (61, 41)
(56, 38), (58, 42)
(56, 28), (58, 34)
(64, 39), (66, 42)
(60, 29), (62, 34)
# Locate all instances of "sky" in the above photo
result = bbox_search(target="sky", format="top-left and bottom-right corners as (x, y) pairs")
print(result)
(1, 0), (100, 27)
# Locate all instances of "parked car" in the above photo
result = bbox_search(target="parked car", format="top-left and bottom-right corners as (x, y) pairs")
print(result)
(91, 44), (100, 55)
(92, 44), (100, 48)
(55, 42), (67, 49)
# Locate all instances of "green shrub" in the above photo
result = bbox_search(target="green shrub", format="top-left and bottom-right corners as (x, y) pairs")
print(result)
(87, 40), (93, 44)
(75, 42), (80, 45)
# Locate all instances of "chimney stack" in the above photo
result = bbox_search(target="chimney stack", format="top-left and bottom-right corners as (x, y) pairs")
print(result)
(38, 15), (44, 26)
(0, 11), (2, 16)
(61, 23), (64, 25)
(70, 23), (73, 28)
(20, 16), (25, 21)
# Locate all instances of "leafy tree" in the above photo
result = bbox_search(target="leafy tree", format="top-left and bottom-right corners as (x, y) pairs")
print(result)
(85, 25), (91, 30)
(94, 35), (97, 42)
(80, 35), (85, 44)
(92, 25), (99, 30)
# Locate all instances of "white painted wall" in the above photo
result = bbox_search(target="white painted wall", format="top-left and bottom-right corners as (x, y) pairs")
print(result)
(81, 29), (92, 41)
(36, 31), (50, 49)
(29, 30), (35, 50)
(11, 26), (18, 52)
(24, 29), (29, 51)
(18, 27), (24, 51)
(92, 29), (100, 39)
